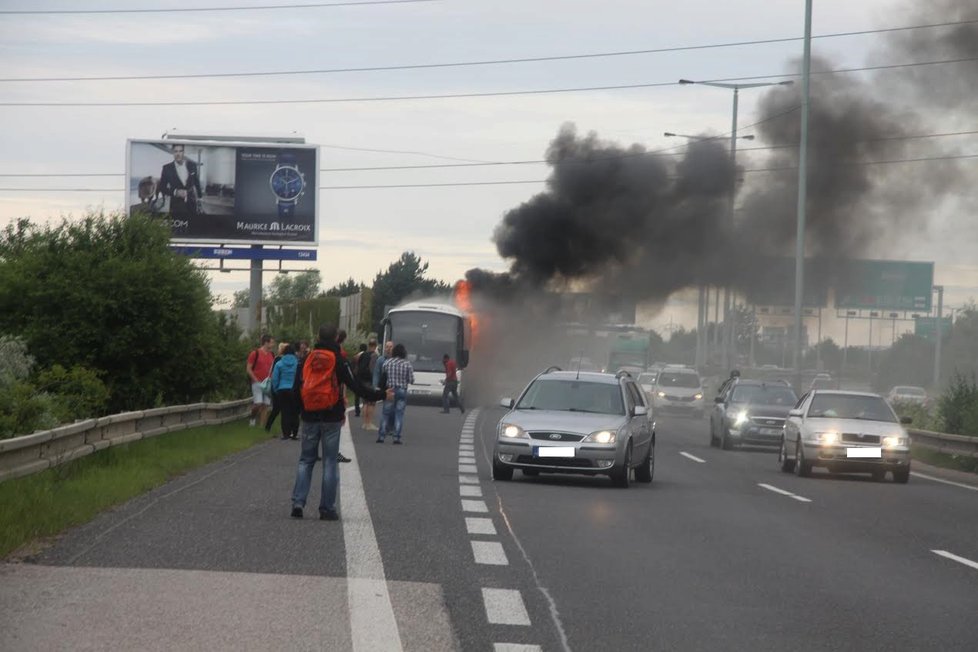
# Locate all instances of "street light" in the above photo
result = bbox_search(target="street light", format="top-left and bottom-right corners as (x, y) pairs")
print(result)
(677, 77), (794, 371)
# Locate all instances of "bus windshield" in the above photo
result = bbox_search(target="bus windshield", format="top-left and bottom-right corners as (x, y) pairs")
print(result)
(388, 311), (461, 373)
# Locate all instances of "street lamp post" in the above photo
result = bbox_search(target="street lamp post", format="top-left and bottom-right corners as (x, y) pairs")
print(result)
(933, 285), (944, 387)
(676, 78), (793, 371)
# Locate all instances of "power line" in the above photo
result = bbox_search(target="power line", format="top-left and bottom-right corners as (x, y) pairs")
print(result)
(4, 153), (975, 191)
(4, 56), (972, 107)
(0, 0), (435, 16)
(3, 18), (975, 83)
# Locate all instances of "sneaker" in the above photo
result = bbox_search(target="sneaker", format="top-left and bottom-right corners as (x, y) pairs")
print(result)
(393, 439), (403, 445)
(440, 410), (450, 414)
(289, 435), (298, 440)
(290, 507), (303, 519)
(320, 510), (339, 521)
(376, 437), (385, 444)
(337, 453), (352, 463)
(249, 418), (257, 427)
(280, 435), (289, 441)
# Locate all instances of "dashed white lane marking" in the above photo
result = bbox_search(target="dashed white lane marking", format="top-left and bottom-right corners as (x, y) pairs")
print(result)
(932, 549), (978, 571)
(482, 588), (531, 626)
(340, 422), (404, 651)
(472, 541), (509, 565)
(494, 645), (543, 652)
(460, 485), (483, 497)
(757, 483), (812, 503)
(459, 475), (480, 485)
(459, 458), (477, 466)
(461, 499), (489, 513)
(459, 464), (478, 474)
(679, 451), (706, 463)
(460, 437), (474, 443)
(912, 472), (978, 492)
(460, 445), (475, 452)
(466, 517), (497, 535)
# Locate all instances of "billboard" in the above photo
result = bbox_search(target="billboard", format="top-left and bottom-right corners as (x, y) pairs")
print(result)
(127, 139), (318, 244)
(835, 260), (933, 312)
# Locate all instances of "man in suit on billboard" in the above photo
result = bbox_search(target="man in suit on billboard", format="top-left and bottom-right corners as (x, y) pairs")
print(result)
(159, 144), (203, 218)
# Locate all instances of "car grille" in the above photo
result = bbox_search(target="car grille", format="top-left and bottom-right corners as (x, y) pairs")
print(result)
(528, 432), (585, 442)
(665, 394), (696, 402)
(750, 417), (785, 427)
(841, 433), (880, 444)
(516, 455), (594, 468)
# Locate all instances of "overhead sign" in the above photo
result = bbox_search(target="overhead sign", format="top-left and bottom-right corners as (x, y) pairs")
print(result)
(127, 138), (318, 245)
(835, 260), (933, 312)
(914, 316), (951, 341)
(169, 246), (317, 261)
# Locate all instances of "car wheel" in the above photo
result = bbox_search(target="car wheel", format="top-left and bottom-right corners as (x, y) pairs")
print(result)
(611, 443), (632, 488)
(492, 458), (513, 481)
(794, 440), (812, 478)
(778, 437), (795, 473)
(635, 438), (654, 483)
(871, 469), (886, 482)
(522, 469), (540, 477)
(721, 427), (733, 451)
(893, 468), (910, 484)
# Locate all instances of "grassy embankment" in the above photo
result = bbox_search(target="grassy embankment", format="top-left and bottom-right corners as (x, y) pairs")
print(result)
(0, 420), (268, 559)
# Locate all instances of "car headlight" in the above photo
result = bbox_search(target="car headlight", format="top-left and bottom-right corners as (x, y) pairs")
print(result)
(656, 391), (666, 398)
(583, 430), (616, 444)
(728, 410), (748, 427)
(883, 435), (908, 448)
(499, 423), (528, 439)
(816, 431), (840, 445)
(693, 393), (703, 400)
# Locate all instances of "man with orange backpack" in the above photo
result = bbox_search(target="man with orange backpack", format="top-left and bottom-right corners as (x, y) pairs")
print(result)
(291, 323), (387, 521)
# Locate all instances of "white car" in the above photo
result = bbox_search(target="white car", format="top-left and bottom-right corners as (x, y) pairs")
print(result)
(779, 390), (912, 483)
(636, 372), (658, 400)
(886, 385), (928, 406)
(651, 366), (705, 418)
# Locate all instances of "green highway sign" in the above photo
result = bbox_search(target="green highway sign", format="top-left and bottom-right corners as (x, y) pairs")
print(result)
(834, 260), (933, 312)
(914, 316), (951, 341)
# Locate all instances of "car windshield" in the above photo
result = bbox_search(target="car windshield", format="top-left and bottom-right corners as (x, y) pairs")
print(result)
(637, 373), (657, 385)
(807, 394), (897, 422)
(730, 385), (797, 405)
(658, 372), (700, 389)
(517, 378), (625, 415)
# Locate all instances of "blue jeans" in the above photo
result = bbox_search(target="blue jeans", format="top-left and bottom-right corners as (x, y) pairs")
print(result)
(379, 388), (407, 441)
(291, 420), (341, 513)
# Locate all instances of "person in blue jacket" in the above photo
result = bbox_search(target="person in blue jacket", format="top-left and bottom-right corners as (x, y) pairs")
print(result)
(271, 343), (300, 440)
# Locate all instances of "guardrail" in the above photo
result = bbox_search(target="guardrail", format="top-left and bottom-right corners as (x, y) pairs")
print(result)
(910, 428), (978, 459)
(0, 399), (251, 483)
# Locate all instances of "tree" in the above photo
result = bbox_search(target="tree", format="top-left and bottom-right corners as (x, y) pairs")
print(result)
(370, 251), (452, 332)
(0, 212), (246, 413)
(873, 333), (933, 392)
(323, 277), (365, 297)
(267, 270), (321, 305)
(941, 304), (978, 386)
(232, 288), (252, 308)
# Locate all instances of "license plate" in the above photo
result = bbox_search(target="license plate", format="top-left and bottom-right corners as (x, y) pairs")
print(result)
(846, 447), (882, 458)
(535, 446), (575, 458)
(759, 427), (781, 435)
(408, 388), (427, 395)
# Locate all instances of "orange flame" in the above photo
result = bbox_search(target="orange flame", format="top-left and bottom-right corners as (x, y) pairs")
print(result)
(454, 279), (479, 347)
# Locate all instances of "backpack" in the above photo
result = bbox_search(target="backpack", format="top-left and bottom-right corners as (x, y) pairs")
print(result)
(357, 350), (375, 379)
(301, 349), (340, 411)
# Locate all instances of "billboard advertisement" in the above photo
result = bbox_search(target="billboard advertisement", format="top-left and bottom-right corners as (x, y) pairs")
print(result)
(126, 139), (318, 244)
(835, 260), (933, 312)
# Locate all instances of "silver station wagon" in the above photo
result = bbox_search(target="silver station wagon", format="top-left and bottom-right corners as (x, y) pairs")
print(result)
(492, 368), (655, 488)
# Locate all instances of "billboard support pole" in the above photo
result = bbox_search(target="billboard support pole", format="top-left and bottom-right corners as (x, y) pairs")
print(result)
(250, 245), (263, 335)
(933, 285), (944, 388)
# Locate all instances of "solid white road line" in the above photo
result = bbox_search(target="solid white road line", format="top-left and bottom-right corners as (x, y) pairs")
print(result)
(340, 423), (404, 652)
(482, 588), (531, 626)
(932, 549), (978, 571)
(679, 451), (706, 463)
(460, 485), (483, 498)
(459, 475), (480, 485)
(494, 645), (542, 652)
(472, 541), (509, 565)
(466, 517), (497, 535)
(757, 483), (812, 503)
(461, 499), (489, 513)
(912, 471), (978, 492)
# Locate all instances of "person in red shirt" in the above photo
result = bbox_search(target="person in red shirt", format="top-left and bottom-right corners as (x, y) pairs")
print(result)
(247, 334), (276, 427)
(441, 353), (464, 413)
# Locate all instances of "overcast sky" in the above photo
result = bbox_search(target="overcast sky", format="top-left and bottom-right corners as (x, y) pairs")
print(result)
(1, 0), (975, 339)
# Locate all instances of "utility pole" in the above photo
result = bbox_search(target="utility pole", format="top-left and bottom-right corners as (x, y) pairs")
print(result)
(933, 285), (944, 387)
(792, 0), (813, 394)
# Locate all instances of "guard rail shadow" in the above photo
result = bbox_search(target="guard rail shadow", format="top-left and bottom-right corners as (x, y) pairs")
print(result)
(0, 398), (251, 483)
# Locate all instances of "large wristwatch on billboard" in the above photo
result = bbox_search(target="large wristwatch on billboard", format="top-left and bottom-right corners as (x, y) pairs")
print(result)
(269, 152), (306, 219)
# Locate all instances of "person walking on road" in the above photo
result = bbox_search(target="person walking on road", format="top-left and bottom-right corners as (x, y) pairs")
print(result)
(373, 340), (394, 435)
(358, 338), (380, 430)
(377, 343), (414, 445)
(270, 343), (300, 440)
(352, 342), (367, 417)
(291, 324), (387, 521)
(264, 342), (289, 435)
(247, 334), (275, 427)
(441, 353), (464, 414)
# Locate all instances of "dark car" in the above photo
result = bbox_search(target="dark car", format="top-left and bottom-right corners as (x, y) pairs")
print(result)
(710, 379), (798, 450)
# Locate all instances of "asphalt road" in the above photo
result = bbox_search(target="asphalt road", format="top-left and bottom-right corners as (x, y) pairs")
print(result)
(2, 404), (977, 651)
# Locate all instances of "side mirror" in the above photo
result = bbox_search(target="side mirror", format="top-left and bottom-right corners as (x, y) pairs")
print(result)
(500, 398), (514, 409)
(788, 408), (803, 418)
(714, 396), (724, 404)
(633, 405), (648, 417)
(900, 415), (913, 425)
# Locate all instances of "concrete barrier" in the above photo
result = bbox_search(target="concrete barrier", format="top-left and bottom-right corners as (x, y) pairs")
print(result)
(0, 399), (251, 484)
